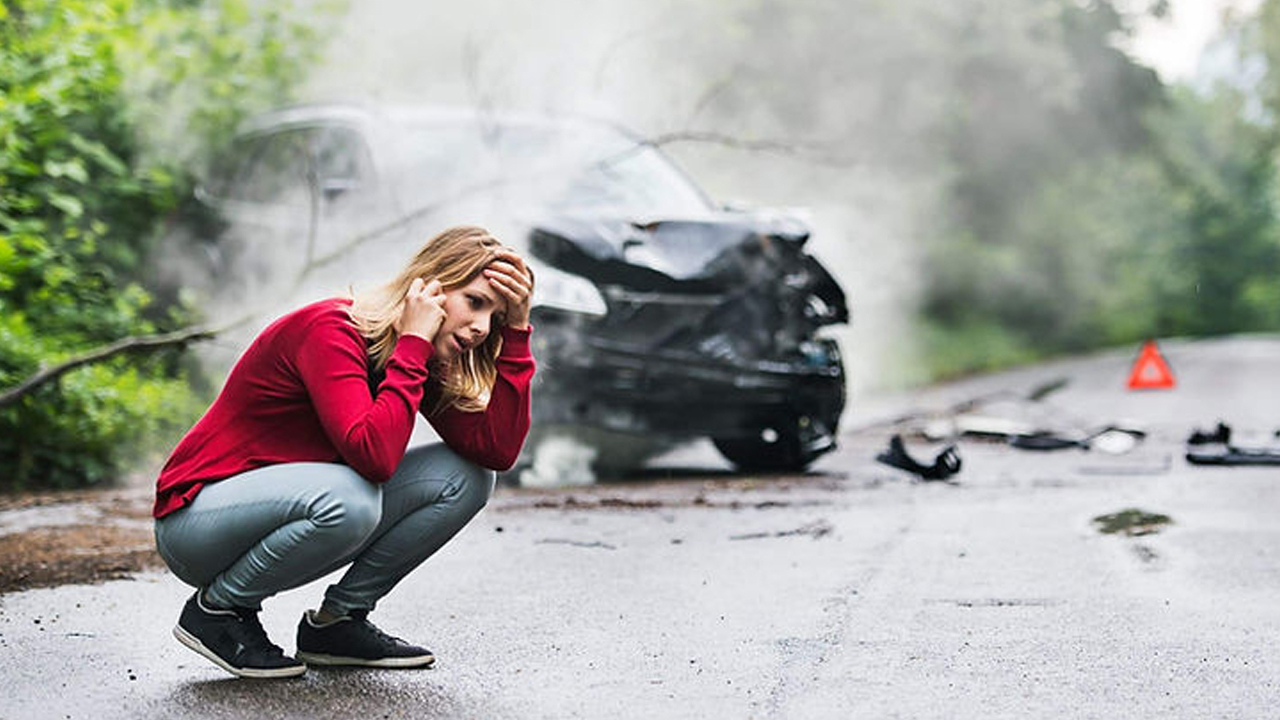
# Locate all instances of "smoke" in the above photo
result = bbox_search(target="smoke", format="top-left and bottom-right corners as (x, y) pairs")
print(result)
(295, 0), (976, 402)
(519, 434), (598, 488)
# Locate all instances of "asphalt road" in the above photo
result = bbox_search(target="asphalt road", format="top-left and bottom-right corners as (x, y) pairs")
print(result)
(2, 336), (1279, 719)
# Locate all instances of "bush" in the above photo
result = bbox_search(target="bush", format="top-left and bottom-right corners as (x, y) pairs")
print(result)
(0, 0), (330, 489)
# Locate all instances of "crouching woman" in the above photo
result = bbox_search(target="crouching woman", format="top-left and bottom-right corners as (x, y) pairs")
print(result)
(152, 226), (535, 678)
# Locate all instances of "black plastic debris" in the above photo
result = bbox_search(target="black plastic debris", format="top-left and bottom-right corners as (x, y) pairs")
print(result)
(1186, 422), (1280, 465)
(1009, 431), (1082, 451)
(876, 434), (961, 481)
(1009, 426), (1146, 453)
(1187, 422), (1231, 446)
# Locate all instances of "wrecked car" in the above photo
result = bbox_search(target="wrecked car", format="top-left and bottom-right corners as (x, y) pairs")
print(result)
(171, 104), (849, 474)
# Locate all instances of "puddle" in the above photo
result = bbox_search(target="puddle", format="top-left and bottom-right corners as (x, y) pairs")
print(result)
(1093, 508), (1173, 536)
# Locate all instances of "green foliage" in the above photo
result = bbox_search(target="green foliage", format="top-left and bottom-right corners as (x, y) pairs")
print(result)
(0, 0), (331, 489)
(918, 1), (1280, 378)
(916, 316), (1041, 381)
(1145, 85), (1280, 335)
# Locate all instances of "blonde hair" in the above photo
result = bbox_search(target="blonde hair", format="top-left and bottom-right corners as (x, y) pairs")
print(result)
(349, 226), (505, 413)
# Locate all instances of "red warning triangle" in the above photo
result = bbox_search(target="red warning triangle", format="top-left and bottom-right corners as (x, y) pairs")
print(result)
(1127, 340), (1176, 390)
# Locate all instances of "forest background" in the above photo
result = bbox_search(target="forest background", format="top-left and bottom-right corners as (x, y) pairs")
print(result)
(3, 0), (1280, 489)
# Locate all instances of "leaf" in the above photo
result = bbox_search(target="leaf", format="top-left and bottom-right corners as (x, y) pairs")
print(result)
(67, 134), (128, 177)
(48, 194), (84, 218)
(44, 159), (90, 184)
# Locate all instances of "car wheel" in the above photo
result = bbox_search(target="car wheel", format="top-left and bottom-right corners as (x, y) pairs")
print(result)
(712, 416), (835, 473)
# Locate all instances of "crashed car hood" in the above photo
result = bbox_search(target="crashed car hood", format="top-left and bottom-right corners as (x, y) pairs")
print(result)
(530, 214), (844, 314)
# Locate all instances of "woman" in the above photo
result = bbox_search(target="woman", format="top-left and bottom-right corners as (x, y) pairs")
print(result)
(152, 226), (535, 678)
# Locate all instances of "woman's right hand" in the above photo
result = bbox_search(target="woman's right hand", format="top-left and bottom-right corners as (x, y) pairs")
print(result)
(397, 278), (447, 341)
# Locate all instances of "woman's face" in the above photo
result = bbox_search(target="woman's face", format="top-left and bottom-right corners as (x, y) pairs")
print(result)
(433, 272), (506, 362)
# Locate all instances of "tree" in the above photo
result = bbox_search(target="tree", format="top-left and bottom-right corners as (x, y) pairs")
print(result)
(0, 0), (332, 489)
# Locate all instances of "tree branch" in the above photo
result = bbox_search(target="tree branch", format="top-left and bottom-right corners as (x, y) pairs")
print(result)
(0, 314), (253, 409)
(640, 130), (859, 167)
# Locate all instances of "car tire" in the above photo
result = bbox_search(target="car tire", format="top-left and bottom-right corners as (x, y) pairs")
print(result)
(713, 420), (830, 473)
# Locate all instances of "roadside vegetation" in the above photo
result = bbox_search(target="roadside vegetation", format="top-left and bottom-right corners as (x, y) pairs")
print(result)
(0, 0), (331, 489)
(917, 6), (1280, 379)
(3, 0), (1280, 489)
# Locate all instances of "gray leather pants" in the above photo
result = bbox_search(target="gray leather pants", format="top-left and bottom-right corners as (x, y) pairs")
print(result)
(154, 443), (494, 615)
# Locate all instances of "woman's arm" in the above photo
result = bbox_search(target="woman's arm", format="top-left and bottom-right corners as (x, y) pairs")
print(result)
(424, 325), (535, 471)
(295, 313), (435, 482)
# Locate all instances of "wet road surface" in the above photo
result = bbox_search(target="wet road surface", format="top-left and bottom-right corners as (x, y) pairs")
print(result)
(2, 336), (1279, 718)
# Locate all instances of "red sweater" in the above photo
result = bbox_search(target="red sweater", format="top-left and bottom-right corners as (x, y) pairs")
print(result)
(153, 298), (535, 518)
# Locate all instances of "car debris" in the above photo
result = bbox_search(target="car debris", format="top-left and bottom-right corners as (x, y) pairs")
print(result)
(921, 414), (1035, 442)
(920, 412), (1146, 455)
(1008, 426), (1146, 453)
(1186, 422), (1280, 465)
(875, 434), (961, 481)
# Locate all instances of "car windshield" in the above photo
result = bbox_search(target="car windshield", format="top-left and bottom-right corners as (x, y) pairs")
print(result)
(392, 118), (712, 218)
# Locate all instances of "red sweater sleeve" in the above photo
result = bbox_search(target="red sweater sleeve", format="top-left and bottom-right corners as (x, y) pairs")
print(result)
(424, 325), (535, 471)
(293, 315), (434, 483)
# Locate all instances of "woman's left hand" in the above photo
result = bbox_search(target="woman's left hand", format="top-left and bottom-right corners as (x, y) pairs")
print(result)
(483, 250), (535, 330)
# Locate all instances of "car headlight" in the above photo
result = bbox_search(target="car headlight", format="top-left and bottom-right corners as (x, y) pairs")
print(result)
(528, 261), (607, 317)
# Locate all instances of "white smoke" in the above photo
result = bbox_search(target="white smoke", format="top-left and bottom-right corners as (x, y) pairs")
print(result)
(298, 0), (943, 407)
(519, 434), (599, 488)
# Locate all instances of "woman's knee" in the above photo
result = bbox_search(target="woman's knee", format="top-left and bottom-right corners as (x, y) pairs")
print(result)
(441, 455), (495, 518)
(310, 472), (382, 542)
(460, 463), (496, 514)
(400, 445), (495, 507)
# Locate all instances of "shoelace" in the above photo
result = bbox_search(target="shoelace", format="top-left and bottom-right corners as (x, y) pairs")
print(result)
(349, 611), (406, 648)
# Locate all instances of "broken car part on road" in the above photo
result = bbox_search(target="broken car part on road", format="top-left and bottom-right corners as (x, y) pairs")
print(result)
(907, 379), (1147, 456)
(1186, 421), (1280, 465)
(875, 434), (962, 481)
(1008, 426), (1146, 453)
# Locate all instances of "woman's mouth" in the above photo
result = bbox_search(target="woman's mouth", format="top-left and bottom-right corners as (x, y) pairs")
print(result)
(451, 335), (466, 354)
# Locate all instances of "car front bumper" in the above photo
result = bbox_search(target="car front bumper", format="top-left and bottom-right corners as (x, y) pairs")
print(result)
(530, 320), (845, 441)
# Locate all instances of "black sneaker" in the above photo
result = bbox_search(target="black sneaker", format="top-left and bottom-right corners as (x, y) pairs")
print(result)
(173, 591), (305, 678)
(295, 609), (435, 668)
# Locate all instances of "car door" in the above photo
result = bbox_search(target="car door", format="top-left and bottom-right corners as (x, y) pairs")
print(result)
(196, 122), (390, 295)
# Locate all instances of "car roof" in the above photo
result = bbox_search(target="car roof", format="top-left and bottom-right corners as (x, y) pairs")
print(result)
(237, 102), (640, 142)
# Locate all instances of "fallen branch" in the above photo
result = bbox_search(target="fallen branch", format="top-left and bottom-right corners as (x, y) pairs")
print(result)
(641, 130), (859, 167)
(0, 314), (252, 409)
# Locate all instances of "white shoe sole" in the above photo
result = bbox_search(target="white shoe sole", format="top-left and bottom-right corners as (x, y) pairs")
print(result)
(173, 625), (306, 679)
(296, 650), (435, 668)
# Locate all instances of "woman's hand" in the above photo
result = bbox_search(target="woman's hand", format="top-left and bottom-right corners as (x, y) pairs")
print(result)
(483, 250), (535, 329)
(396, 278), (448, 341)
